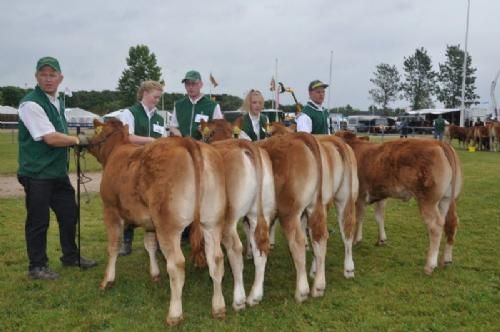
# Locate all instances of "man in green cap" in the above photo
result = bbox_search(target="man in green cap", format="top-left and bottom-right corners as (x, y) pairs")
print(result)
(169, 70), (223, 140)
(17, 57), (97, 280)
(296, 80), (330, 134)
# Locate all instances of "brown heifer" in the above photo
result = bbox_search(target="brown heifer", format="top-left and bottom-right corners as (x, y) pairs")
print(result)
(257, 132), (328, 302)
(268, 122), (359, 279)
(87, 119), (227, 326)
(473, 125), (490, 151)
(487, 122), (500, 152)
(200, 119), (276, 308)
(335, 131), (462, 275)
(445, 124), (469, 149)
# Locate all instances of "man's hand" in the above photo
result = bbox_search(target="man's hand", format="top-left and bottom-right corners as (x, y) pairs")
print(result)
(75, 134), (90, 147)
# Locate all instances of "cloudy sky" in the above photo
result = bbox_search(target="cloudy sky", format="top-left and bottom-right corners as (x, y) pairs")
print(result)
(1, 0), (498, 111)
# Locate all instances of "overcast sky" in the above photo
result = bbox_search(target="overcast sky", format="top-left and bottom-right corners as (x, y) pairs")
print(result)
(1, 0), (498, 111)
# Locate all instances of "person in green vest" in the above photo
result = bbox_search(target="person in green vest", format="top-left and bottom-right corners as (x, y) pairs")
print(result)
(117, 80), (165, 256)
(17, 57), (97, 280)
(169, 70), (223, 140)
(239, 89), (269, 141)
(434, 114), (446, 141)
(296, 80), (330, 134)
(169, 70), (223, 241)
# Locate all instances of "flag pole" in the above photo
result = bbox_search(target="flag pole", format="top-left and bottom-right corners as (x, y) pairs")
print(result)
(275, 58), (279, 110)
(327, 50), (333, 110)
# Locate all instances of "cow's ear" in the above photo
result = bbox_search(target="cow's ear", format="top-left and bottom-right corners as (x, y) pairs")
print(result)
(289, 124), (297, 132)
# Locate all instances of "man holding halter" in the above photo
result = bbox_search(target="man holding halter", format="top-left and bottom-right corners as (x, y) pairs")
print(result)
(17, 57), (97, 280)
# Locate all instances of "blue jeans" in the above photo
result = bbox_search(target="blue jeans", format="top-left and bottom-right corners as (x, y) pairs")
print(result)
(18, 175), (79, 270)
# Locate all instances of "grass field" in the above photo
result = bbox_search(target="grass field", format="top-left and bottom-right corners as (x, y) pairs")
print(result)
(0, 132), (499, 331)
(0, 130), (101, 175)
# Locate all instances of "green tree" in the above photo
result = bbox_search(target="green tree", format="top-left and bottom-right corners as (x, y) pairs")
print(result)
(437, 44), (479, 108)
(0, 86), (27, 107)
(369, 63), (401, 111)
(117, 45), (163, 106)
(401, 47), (436, 110)
(0, 90), (4, 105)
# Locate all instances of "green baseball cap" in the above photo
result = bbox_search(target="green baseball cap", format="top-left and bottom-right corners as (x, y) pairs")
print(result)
(308, 80), (328, 91)
(36, 56), (61, 72)
(182, 70), (202, 83)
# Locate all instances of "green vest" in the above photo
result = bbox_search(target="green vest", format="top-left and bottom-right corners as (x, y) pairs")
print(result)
(18, 86), (69, 179)
(241, 113), (268, 141)
(302, 102), (329, 134)
(434, 118), (445, 133)
(128, 103), (164, 138)
(174, 95), (216, 140)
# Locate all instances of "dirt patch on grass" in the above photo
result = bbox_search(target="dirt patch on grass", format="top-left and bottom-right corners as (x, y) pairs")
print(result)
(0, 172), (102, 198)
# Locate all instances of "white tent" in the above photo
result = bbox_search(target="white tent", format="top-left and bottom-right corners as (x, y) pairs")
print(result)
(405, 108), (460, 115)
(0, 105), (18, 115)
(65, 107), (100, 126)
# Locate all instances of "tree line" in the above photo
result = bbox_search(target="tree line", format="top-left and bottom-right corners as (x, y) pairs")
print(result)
(369, 45), (479, 112)
(1, 44), (478, 118)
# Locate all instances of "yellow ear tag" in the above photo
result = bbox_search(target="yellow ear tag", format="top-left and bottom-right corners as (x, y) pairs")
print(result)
(95, 126), (103, 135)
(202, 126), (211, 136)
(233, 127), (241, 136)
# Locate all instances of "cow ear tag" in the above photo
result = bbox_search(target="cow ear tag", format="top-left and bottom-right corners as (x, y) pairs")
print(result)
(232, 126), (241, 136)
(95, 126), (103, 135)
(202, 126), (211, 136)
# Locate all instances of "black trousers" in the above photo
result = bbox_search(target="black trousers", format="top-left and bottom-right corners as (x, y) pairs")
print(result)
(18, 175), (78, 270)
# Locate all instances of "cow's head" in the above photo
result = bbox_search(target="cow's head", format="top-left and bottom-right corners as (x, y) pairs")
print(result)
(86, 118), (129, 164)
(200, 119), (235, 143)
(267, 122), (296, 136)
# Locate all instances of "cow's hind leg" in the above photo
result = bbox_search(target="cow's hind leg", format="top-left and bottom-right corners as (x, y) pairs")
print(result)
(157, 230), (185, 326)
(221, 216), (246, 311)
(354, 200), (366, 244)
(242, 217), (253, 259)
(334, 195), (356, 278)
(374, 200), (387, 245)
(419, 202), (445, 275)
(441, 198), (458, 267)
(144, 231), (160, 282)
(246, 215), (268, 306)
(281, 214), (309, 303)
(100, 207), (122, 290)
(203, 224), (226, 319)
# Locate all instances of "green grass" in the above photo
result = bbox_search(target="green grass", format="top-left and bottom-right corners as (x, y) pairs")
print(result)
(0, 137), (499, 330)
(0, 130), (101, 175)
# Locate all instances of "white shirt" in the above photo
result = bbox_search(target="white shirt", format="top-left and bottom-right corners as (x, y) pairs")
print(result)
(18, 92), (61, 141)
(119, 102), (162, 135)
(296, 100), (330, 134)
(170, 94), (223, 129)
(239, 113), (266, 141)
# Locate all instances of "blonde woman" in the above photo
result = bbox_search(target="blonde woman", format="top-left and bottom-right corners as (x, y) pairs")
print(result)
(239, 89), (269, 141)
(118, 80), (165, 255)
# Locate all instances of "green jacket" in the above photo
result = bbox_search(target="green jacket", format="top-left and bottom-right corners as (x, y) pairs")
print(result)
(302, 101), (329, 134)
(241, 113), (268, 141)
(128, 103), (164, 138)
(174, 95), (217, 140)
(18, 86), (69, 179)
(434, 117), (445, 133)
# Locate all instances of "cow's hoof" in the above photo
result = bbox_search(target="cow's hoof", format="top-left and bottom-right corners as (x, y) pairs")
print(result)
(344, 270), (355, 279)
(246, 296), (262, 307)
(233, 300), (246, 311)
(376, 240), (386, 246)
(166, 315), (183, 327)
(100, 280), (114, 290)
(245, 253), (253, 260)
(311, 287), (325, 298)
(151, 275), (160, 283)
(212, 308), (226, 320)
(295, 292), (308, 303)
(424, 265), (435, 275)
(441, 260), (452, 268)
